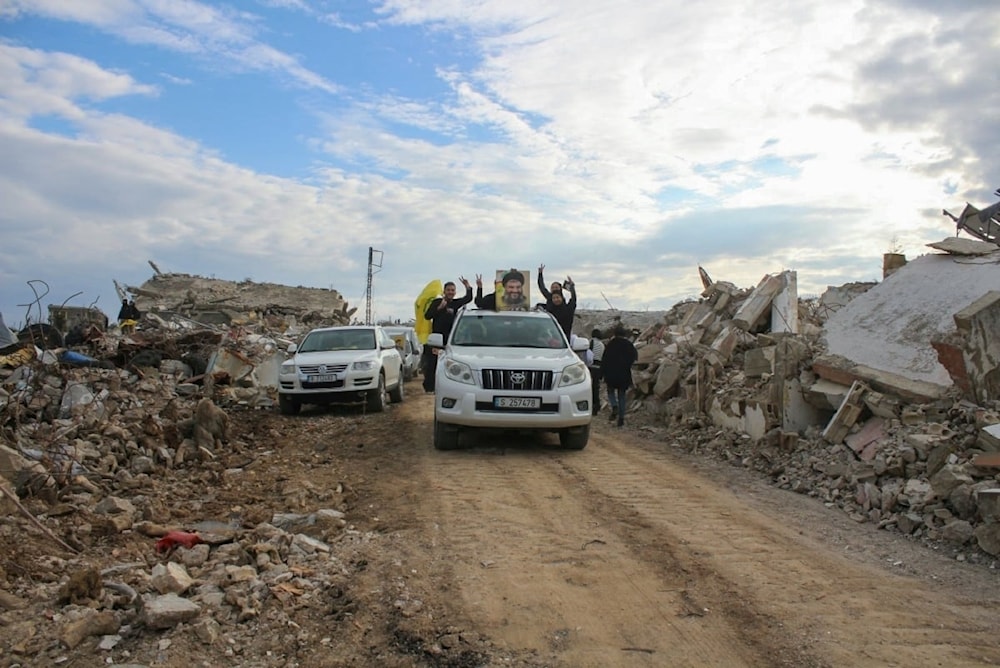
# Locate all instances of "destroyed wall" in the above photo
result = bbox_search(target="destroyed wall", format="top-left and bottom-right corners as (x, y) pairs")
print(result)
(822, 242), (1000, 391)
(127, 272), (355, 328)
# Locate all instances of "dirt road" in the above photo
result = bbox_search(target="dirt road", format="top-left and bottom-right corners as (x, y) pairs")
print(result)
(277, 387), (1000, 667)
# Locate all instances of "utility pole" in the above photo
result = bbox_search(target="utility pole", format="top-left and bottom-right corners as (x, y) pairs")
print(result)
(365, 246), (383, 325)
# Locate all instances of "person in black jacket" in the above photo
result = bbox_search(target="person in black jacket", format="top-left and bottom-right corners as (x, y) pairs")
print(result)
(422, 277), (472, 392)
(602, 325), (638, 427)
(537, 264), (576, 338)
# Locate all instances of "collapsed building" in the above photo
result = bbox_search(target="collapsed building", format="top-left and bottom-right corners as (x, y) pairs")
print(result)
(575, 236), (1000, 558)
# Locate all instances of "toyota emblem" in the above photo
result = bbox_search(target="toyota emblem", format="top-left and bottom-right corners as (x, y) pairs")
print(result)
(510, 371), (525, 385)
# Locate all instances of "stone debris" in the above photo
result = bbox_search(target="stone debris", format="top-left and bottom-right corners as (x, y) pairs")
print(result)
(0, 257), (999, 663)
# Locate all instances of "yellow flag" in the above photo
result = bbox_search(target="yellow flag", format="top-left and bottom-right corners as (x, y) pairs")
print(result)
(414, 279), (443, 344)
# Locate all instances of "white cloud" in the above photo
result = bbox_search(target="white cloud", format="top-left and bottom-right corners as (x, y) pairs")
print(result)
(0, 0), (997, 325)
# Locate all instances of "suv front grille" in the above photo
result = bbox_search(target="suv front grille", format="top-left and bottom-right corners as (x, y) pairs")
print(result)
(481, 369), (553, 391)
(298, 363), (349, 375)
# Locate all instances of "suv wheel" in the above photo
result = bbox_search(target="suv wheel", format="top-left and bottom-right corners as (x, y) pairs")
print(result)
(278, 394), (301, 416)
(366, 374), (387, 413)
(559, 425), (589, 450)
(433, 417), (460, 450)
(389, 374), (405, 403)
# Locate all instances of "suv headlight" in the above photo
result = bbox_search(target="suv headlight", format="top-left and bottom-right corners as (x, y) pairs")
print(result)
(558, 361), (588, 387)
(280, 362), (296, 376)
(443, 358), (475, 385)
(352, 360), (377, 371)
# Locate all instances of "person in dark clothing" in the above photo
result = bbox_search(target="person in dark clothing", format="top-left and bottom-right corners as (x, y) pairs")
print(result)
(127, 300), (141, 319)
(537, 264), (576, 337)
(117, 299), (131, 323)
(602, 325), (638, 427)
(422, 277), (473, 392)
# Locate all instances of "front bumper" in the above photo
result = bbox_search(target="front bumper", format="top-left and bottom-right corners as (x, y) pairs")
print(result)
(434, 382), (592, 429)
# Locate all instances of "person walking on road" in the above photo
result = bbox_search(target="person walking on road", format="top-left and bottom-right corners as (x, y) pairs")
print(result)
(602, 325), (637, 427)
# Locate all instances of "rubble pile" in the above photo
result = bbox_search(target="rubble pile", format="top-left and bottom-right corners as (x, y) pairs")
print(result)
(127, 268), (356, 327)
(0, 281), (394, 664)
(579, 262), (1000, 562)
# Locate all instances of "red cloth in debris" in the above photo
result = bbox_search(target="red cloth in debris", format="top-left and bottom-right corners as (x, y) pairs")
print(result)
(155, 531), (203, 553)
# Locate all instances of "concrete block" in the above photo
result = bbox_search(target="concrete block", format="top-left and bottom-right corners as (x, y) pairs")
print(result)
(733, 274), (784, 331)
(822, 380), (867, 444)
(770, 271), (799, 333)
(744, 346), (775, 378)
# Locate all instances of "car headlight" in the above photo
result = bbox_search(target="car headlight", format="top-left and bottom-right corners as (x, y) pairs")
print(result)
(558, 361), (588, 387)
(352, 360), (377, 371)
(443, 358), (476, 385)
(280, 362), (296, 376)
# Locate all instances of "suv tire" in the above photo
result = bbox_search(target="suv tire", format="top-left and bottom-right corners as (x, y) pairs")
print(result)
(433, 417), (460, 450)
(367, 374), (387, 413)
(559, 425), (589, 450)
(389, 376), (405, 403)
(278, 393), (301, 416)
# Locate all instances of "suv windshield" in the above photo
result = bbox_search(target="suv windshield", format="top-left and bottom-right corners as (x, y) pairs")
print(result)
(451, 314), (566, 348)
(298, 329), (376, 352)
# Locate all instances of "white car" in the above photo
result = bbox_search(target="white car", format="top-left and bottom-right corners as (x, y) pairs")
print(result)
(427, 308), (593, 450)
(382, 325), (422, 381)
(278, 325), (404, 415)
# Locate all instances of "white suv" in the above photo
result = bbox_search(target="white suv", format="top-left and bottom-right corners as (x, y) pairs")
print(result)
(426, 308), (592, 450)
(278, 325), (404, 414)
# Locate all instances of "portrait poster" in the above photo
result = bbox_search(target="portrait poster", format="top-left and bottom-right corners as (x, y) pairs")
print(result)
(494, 268), (531, 311)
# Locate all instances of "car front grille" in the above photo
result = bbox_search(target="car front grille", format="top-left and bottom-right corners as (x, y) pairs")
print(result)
(481, 369), (554, 391)
(297, 363), (349, 375)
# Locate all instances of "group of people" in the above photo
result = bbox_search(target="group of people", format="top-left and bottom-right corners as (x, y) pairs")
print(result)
(419, 268), (638, 426)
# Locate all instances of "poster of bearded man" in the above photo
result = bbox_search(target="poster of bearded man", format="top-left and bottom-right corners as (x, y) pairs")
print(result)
(494, 268), (531, 311)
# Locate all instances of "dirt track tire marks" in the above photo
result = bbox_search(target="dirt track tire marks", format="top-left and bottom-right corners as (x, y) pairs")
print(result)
(394, 395), (1000, 667)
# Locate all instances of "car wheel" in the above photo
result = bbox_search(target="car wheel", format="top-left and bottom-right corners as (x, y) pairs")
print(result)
(389, 374), (405, 403)
(278, 393), (301, 416)
(433, 416), (460, 450)
(366, 374), (387, 413)
(559, 425), (589, 450)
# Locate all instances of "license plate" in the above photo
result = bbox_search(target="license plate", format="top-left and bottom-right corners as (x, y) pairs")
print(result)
(308, 373), (339, 383)
(494, 396), (541, 409)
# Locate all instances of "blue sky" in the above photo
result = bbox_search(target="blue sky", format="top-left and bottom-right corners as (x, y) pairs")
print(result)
(1, 0), (997, 329)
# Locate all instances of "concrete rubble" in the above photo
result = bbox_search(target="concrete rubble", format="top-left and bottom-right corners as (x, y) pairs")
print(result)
(576, 239), (1000, 562)
(1, 249), (1000, 661)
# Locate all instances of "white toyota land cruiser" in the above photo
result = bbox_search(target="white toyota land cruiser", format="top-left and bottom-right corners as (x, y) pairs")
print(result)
(426, 307), (592, 450)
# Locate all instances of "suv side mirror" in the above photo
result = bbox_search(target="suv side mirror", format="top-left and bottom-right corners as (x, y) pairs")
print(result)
(427, 333), (444, 348)
(287, 343), (298, 353)
(571, 337), (589, 352)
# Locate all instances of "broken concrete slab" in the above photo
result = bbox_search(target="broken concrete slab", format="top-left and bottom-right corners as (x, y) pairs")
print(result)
(822, 251), (1000, 390)
(812, 354), (948, 404)
(822, 380), (867, 444)
(927, 236), (1000, 256)
(733, 273), (784, 331)
(770, 270), (798, 334)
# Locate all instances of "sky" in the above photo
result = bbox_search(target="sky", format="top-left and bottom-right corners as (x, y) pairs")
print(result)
(1, 0), (998, 330)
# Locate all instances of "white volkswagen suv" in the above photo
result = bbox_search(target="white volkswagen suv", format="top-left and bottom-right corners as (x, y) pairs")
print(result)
(426, 308), (592, 450)
(278, 325), (404, 415)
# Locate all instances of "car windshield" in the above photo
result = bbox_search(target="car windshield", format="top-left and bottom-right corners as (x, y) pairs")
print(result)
(298, 329), (376, 352)
(451, 315), (566, 348)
